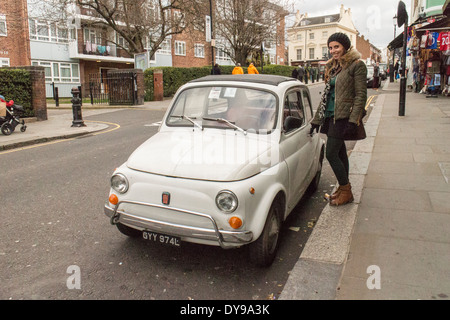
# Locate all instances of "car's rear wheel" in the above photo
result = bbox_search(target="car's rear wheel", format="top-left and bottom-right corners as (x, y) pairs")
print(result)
(249, 200), (282, 267)
(116, 223), (142, 238)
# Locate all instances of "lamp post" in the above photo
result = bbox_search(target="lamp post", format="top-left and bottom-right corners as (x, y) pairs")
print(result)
(209, 0), (215, 74)
(397, 1), (408, 117)
(390, 15), (397, 83)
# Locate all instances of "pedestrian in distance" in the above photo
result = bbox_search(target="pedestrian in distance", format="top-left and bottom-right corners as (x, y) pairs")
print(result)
(291, 66), (299, 79)
(211, 63), (222, 75)
(298, 65), (305, 82)
(373, 62), (380, 90)
(310, 32), (367, 206)
(248, 62), (259, 74)
(304, 65), (309, 84)
(232, 63), (244, 75)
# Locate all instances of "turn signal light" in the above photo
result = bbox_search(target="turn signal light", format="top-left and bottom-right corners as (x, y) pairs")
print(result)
(229, 216), (243, 229)
(109, 194), (119, 205)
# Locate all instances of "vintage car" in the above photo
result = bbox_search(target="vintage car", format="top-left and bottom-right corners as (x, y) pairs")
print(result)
(104, 74), (325, 267)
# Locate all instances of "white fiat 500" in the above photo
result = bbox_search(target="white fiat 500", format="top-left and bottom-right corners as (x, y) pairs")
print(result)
(105, 74), (324, 266)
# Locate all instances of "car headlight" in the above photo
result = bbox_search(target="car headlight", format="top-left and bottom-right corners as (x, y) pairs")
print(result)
(216, 190), (238, 213)
(111, 174), (129, 194)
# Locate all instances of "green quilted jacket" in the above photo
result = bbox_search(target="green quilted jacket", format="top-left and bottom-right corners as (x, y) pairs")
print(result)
(312, 49), (367, 125)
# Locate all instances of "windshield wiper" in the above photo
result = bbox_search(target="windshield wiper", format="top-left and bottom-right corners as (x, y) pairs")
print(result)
(170, 115), (203, 130)
(203, 117), (246, 135)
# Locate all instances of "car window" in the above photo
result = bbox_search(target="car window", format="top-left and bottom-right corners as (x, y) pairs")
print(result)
(283, 89), (304, 131)
(301, 89), (313, 122)
(167, 86), (277, 132)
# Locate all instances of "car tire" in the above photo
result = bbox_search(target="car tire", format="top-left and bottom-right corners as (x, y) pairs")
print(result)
(116, 223), (142, 238)
(249, 200), (283, 267)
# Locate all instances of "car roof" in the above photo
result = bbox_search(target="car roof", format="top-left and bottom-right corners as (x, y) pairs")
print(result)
(189, 74), (299, 87)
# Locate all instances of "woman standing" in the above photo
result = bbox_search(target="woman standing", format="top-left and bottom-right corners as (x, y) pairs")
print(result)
(310, 32), (367, 206)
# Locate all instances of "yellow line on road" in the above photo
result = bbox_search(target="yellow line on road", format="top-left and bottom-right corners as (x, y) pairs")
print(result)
(84, 120), (121, 135)
(365, 95), (376, 110)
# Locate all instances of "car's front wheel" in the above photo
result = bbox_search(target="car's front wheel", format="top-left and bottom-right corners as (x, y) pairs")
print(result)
(249, 200), (282, 267)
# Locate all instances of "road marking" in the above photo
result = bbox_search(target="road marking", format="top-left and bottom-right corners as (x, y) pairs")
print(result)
(85, 120), (121, 135)
(365, 95), (376, 110)
(144, 121), (162, 127)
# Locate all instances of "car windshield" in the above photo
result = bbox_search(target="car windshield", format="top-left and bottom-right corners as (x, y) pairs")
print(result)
(167, 86), (277, 133)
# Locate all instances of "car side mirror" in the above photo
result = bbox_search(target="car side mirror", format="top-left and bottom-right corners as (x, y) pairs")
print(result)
(284, 116), (303, 132)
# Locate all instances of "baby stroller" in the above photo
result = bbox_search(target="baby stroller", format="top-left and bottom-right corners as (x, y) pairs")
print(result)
(0, 96), (27, 136)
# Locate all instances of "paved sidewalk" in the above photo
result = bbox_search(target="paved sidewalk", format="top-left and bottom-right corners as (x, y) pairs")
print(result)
(280, 81), (450, 300)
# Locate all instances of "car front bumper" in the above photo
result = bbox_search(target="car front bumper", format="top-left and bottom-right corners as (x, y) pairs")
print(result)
(104, 201), (253, 249)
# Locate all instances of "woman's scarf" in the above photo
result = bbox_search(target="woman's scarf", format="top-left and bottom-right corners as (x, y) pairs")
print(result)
(315, 63), (342, 123)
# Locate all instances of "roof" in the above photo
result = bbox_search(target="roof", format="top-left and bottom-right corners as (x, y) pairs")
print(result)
(298, 14), (341, 27)
(189, 75), (298, 86)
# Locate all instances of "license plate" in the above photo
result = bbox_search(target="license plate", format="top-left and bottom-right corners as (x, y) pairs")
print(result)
(142, 231), (181, 247)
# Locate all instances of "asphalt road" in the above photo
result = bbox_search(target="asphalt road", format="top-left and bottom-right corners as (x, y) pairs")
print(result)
(0, 83), (380, 300)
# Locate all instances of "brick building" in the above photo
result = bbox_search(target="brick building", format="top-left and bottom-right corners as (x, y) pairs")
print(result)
(356, 34), (382, 64)
(0, 0), (31, 67)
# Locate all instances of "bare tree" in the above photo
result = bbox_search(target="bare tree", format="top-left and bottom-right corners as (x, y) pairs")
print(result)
(214, 0), (291, 65)
(29, 0), (204, 58)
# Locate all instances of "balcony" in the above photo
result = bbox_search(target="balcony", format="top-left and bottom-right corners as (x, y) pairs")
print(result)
(69, 40), (134, 64)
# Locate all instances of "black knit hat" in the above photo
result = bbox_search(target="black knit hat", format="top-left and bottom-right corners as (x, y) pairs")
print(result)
(327, 32), (351, 50)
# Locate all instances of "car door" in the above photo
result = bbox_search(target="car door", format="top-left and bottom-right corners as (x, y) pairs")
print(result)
(279, 87), (316, 211)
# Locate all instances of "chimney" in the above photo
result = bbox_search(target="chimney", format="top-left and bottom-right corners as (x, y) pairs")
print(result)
(340, 4), (345, 18)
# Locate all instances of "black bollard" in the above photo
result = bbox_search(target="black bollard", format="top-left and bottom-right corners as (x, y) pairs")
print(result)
(71, 87), (86, 127)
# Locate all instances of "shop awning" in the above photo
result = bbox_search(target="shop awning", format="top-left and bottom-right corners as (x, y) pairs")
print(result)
(416, 16), (450, 31)
(388, 32), (405, 51)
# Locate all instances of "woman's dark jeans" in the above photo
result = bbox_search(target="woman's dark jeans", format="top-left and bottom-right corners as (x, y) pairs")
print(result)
(326, 136), (349, 186)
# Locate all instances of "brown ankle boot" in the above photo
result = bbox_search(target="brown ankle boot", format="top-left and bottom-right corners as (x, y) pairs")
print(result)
(330, 186), (341, 200)
(330, 183), (353, 206)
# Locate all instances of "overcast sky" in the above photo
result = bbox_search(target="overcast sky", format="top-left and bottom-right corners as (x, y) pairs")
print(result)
(288, 0), (412, 49)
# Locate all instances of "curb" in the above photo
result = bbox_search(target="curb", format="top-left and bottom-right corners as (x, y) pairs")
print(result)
(279, 91), (385, 300)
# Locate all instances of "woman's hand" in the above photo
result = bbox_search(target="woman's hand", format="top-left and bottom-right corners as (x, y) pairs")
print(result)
(309, 123), (320, 135)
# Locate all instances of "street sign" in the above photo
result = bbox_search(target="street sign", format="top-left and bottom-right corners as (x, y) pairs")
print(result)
(205, 15), (211, 42)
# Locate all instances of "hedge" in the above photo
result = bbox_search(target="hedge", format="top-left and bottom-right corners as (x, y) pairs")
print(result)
(0, 69), (33, 117)
(144, 64), (297, 101)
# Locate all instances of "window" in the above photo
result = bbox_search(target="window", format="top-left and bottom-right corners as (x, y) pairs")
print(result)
(322, 31), (328, 38)
(32, 60), (80, 83)
(301, 89), (313, 122)
(0, 14), (7, 36)
(324, 17), (331, 23)
(29, 19), (73, 43)
(85, 28), (102, 45)
(283, 90), (305, 132)
(0, 58), (10, 67)
(216, 46), (232, 61)
(194, 44), (204, 58)
(296, 49), (302, 61)
(322, 47), (328, 59)
(116, 34), (125, 48)
(309, 48), (315, 59)
(157, 39), (171, 55)
(296, 34), (302, 41)
(309, 33), (314, 40)
(175, 41), (186, 56)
